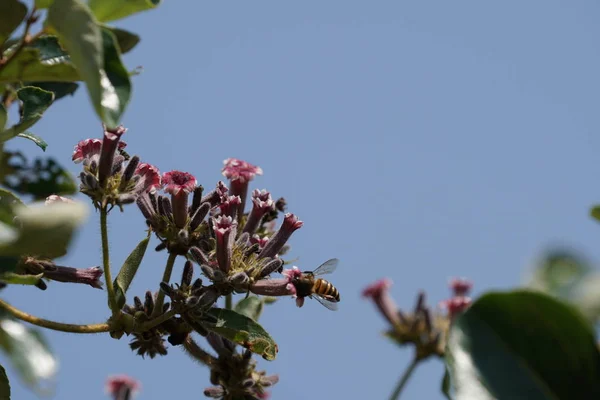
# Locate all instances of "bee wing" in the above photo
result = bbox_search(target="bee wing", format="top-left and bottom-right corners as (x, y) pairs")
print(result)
(311, 258), (339, 276)
(312, 293), (339, 311)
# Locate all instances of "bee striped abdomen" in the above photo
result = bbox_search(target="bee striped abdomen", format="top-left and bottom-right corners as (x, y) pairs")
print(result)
(313, 279), (340, 302)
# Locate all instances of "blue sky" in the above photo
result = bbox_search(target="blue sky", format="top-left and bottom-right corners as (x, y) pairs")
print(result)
(5, 0), (600, 399)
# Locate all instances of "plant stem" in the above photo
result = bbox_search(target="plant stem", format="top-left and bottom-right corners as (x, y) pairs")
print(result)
(182, 336), (216, 366)
(389, 356), (420, 400)
(101, 206), (117, 317)
(136, 309), (177, 332)
(152, 252), (177, 317)
(225, 293), (232, 309)
(0, 299), (110, 333)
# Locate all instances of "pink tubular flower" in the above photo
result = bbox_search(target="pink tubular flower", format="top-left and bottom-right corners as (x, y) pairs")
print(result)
(250, 278), (297, 297)
(362, 278), (402, 326)
(440, 296), (472, 321)
(243, 189), (275, 235)
(134, 163), (161, 193)
(105, 375), (141, 399)
(449, 277), (473, 297)
(72, 138), (102, 164)
(218, 195), (242, 218)
(222, 158), (263, 221)
(45, 195), (74, 205)
(98, 125), (127, 187)
(258, 213), (303, 259)
(250, 235), (269, 250)
(212, 215), (237, 272)
(162, 171), (197, 228)
(43, 266), (104, 289)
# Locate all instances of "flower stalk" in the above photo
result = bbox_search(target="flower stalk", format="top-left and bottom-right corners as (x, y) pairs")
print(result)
(389, 355), (420, 400)
(101, 206), (118, 317)
(151, 252), (178, 318)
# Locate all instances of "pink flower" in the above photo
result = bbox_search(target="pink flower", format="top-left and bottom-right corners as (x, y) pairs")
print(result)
(258, 213), (303, 259)
(362, 278), (402, 326)
(222, 158), (263, 184)
(98, 125), (127, 187)
(162, 171), (197, 195)
(449, 277), (472, 297)
(162, 171), (197, 228)
(105, 375), (140, 399)
(250, 235), (269, 250)
(134, 163), (161, 193)
(243, 189), (275, 235)
(218, 195), (242, 218)
(45, 195), (74, 205)
(72, 138), (102, 163)
(212, 215), (237, 272)
(440, 296), (472, 320)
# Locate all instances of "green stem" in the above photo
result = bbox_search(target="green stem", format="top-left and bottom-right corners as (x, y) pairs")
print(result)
(152, 252), (177, 317)
(183, 336), (217, 366)
(100, 206), (117, 317)
(136, 309), (177, 332)
(389, 356), (420, 400)
(0, 299), (110, 334)
(225, 293), (232, 309)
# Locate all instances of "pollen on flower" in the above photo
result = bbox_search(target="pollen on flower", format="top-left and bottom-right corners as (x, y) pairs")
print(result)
(222, 158), (263, 183)
(162, 171), (197, 195)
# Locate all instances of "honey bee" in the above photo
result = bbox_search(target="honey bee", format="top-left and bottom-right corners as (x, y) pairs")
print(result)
(291, 258), (340, 311)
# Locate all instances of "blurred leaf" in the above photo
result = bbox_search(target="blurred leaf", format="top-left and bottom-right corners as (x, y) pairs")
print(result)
(0, 272), (42, 285)
(48, 0), (131, 128)
(0, 364), (10, 399)
(1, 152), (77, 200)
(35, 0), (53, 8)
(591, 205), (600, 222)
(114, 234), (150, 309)
(441, 368), (452, 400)
(445, 290), (600, 400)
(0, 105), (6, 131)
(0, 201), (88, 259)
(16, 132), (47, 151)
(0, 87), (54, 143)
(0, 257), (20, 274)
(525, 250), (590, 298)
(25, 82), (79, 100)
(104, 26), (140, 54)
(0, 316), (57, 390)
(234, 296), (263, 322)
(0, 0), (27, 46)
(89, 0), (161, 23)
(0, 188), (23, 226)
(206, 308), (278, 361)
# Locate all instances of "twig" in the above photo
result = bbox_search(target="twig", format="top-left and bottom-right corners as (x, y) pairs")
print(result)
(182, 335), (217, 366)
(389, 355), (420, 400)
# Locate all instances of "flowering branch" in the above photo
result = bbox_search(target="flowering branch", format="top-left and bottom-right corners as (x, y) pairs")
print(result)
(0, 299), (110, 334)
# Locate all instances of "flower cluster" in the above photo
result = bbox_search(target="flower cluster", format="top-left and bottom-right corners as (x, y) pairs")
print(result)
(362, 277), (473, 360)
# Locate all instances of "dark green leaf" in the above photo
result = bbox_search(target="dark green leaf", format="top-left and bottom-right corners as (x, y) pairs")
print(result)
(114, 234), (150, 309)
(17, 132), (47, 151)
(0, 364), (10, 399)
(206, 308), (278, 361)
(89, 0), (161, 23)
(0, 201), (88, 259)
(35, 0), (53, 8)
(0, 257), (20, 274)
(47, 0), (131, 128)
(0, 0), (27, 46)
(1, 153), (78, 200)
(445, 290), (600, 400)
(25, 82), (79, 100)
(0, 87), (54, 143)
(441, 368), (452, 400)
(104, 26), (140, 54)
(0, 272), (43, 285)
(591, 205), (600, 222)
(234, 296), (263, 322)
(0, 316), (57, 389)
(0, 105), (6, 131)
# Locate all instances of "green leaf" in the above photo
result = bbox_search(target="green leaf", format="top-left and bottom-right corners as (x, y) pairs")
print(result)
(234, 296), (264, 322)
(104, 26), (140, 54)
(35, 0), (54, 8)
(17, 132), (47, 151)
(25, 82), (79, 100)
(0, 316), (57, 389)
(441, 368), (452, 400)
(0, 201), (88, 259)
(445, 290), (600, 400)
(0, 364), (10, 400)
(0, 87), (54, 143)
(0, 272), (43, 285)
(47, 0), (131, 128)
(0, 188), (23, 227)
(0, 37), (80, 84)
(206, 308), (278, 361)
(0, 0), (27, 46)
(0, 105), (6, 131)
(591, 205), (600, 222)
(1, 154), (78, 200)
(113, 234), (150, 309)
(524, 250), (590, 299)
(89, 0), (161, 23)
